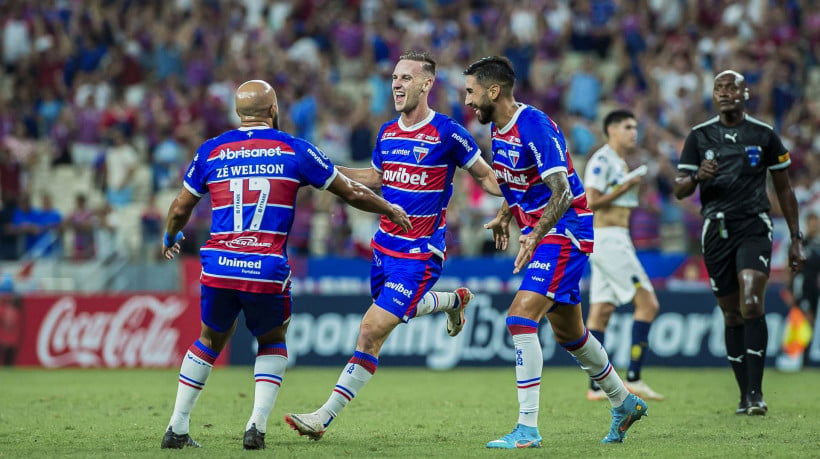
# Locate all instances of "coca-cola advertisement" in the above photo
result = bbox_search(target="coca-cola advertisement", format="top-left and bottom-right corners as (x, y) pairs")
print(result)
(16, 294), (226, 368)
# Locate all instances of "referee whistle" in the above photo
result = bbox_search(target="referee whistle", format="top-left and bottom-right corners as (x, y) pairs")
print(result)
(715, 212), (728, 239)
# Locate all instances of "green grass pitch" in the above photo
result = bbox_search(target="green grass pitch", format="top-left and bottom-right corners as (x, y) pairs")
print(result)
(1, 366), (818, 457)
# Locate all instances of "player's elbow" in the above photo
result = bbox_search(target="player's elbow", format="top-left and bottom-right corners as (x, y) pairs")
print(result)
(672, 185), (690, 200)
(339, 184), (372, 207)
(558, 189), (573, 212)
(168, 200), (191, 221)
(586, 199), (602, 211)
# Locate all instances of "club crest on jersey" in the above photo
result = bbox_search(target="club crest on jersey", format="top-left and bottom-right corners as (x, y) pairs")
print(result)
(745, 145), (761, 167)
(413, 146), (428, 163)
(508, 149), (520, 167)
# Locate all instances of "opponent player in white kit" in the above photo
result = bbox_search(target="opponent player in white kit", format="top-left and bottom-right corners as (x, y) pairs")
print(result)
(583, 109), (664, 401)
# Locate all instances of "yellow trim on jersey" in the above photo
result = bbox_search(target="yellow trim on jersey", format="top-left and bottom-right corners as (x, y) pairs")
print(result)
(778, 152), (790, 163)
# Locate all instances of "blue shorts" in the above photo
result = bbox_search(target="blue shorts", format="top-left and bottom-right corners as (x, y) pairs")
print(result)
(200, 284), (291, 337)
(518, 239), (589, 307)
(370, 248), (443, 322)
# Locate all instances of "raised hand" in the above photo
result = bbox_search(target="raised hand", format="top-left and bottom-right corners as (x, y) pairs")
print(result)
(484, 215), (510, 251)
(697, 159), (718, 181)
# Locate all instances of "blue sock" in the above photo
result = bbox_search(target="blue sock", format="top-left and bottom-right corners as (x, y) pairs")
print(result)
(627, 320), (651, 382)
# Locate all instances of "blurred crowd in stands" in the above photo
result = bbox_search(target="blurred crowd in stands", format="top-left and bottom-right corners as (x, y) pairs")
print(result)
(0, 0), (818, 268)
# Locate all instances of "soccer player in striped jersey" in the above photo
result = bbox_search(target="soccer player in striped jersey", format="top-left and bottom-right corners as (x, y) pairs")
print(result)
(159, 80), (410, 450)
(464, 56), (647, 448)
(285, 51), (501, 440)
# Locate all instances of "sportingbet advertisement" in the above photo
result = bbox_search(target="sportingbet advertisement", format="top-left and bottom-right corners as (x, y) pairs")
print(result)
(228, 290), (820, 370)
(7, 254), (817, 369)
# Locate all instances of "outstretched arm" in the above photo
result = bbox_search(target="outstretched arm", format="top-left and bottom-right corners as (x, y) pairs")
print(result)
(467, 157), (503, 197)
(162, 187), (200, 260)
(327, 172), (411, 232)
(336, 165), (383, 189)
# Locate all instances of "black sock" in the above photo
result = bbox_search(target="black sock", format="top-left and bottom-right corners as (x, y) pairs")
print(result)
(744, 316), (768, 395)
(627, 320), (652, 382)
(725, 325), (747, 400)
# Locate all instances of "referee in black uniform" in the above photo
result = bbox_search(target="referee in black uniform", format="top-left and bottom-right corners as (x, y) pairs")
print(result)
(674, 70), (806, 416)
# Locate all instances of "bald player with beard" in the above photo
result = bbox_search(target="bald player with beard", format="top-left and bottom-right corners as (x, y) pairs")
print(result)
(674, 70), (806, 416)
(159, 80), (410, 450)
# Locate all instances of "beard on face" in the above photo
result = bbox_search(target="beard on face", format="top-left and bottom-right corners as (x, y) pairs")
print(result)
(475, 102), (494, 125)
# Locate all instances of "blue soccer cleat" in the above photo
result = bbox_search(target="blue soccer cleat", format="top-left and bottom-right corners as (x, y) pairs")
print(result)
(485, 424), (542, 449)
(602, 393), (648, 444)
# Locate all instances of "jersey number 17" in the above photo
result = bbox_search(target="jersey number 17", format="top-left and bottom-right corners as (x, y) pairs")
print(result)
(228, 177), (271, 232)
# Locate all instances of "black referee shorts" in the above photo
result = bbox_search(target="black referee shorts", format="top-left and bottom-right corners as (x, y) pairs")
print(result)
(702, 213), (773, 297)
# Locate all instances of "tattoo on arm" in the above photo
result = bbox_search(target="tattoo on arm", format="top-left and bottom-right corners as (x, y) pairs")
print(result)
(531, 172), (572, 240)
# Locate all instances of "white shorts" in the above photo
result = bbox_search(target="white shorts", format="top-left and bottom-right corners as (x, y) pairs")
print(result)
(589, 227), (653, 306)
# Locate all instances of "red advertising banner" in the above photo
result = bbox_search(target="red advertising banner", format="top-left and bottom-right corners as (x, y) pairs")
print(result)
(16, 293), (226, 368)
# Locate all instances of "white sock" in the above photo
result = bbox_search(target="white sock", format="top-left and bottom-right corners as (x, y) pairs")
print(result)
(563, 329), (628, 407)
(168, 341), (218, 434)
(505, 316), (542, 428)
(246, 344), (288, 433)
(415, 291), (458, 317)
(512, 333), (542, 427)
(318, 351), (377, 427)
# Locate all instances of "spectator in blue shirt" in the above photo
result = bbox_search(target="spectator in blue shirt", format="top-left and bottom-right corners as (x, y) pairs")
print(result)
(11, 193), (62, 258)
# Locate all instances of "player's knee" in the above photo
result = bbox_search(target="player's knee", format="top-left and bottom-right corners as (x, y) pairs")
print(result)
(740, 299), (764, 318)
(356, 322), (389, 353)
(721, 309), (744, 326)
(587, 303), (614, 328)
(552, 327), (581, 343)
(634, 288), (658, 311)
(586, 314), (609, 330)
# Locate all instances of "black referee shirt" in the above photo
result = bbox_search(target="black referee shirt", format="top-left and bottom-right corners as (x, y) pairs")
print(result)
(678, 114), (791, 220)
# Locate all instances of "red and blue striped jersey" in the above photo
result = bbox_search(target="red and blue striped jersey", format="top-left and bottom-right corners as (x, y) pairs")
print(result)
(371, 111), (481, 259)
(183, 126), (337, 293)
(491, 104), (593, 253)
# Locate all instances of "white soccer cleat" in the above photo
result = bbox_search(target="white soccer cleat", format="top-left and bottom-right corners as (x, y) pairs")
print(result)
(625, 379), (665, 401)
(446, 287), (473, 337)
(284, 412), (327, 441)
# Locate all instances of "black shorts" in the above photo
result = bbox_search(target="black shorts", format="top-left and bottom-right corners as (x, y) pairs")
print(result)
(702, 213), (772, 297)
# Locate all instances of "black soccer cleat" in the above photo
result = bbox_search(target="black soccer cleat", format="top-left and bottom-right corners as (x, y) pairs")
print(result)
(746, 391), (768, 416)
(161, 426), (201, 449)
(243, 423), (266, 450)
(735, 397), (750, 415)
